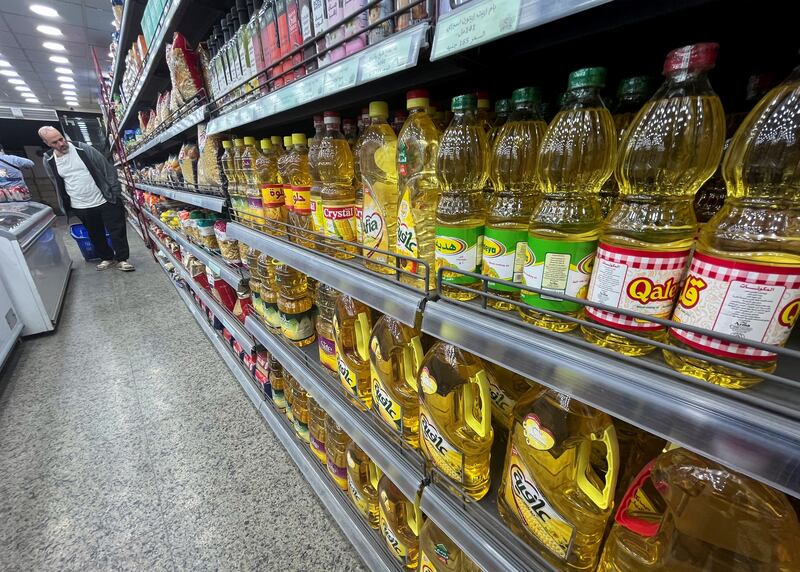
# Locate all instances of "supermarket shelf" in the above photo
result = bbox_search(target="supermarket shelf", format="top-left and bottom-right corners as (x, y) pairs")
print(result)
(206, 23), (430, 136)
(127, 216), (144, 242)
(142, 209), (247, 289)
(121, 188), (133, 203)
(134, 183), (226, 212)
(110, 0), (145, 94)
(227, 223), (424, 327)
(125, 104), (207, 162)
(150, 228), (255, 354)
(421, 299), (800, 498)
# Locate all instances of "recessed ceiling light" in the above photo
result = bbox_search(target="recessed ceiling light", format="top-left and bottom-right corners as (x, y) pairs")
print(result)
(49, 56), (69, 64)
(30, 5), (60, 18)
(15, 86), (32, 91)
(36, 25), (62, 36)
(8, 79), (26, 85)
(0, 60), (11, 68)
(0, 70), (19, 77)
(25, 98), (40, 103)
(62, 90), (77, 96)
(54, 67), (72, 75)
(42, 42), (66, 51)
(59, 83), (75, 89)
(57, 76), (74, 83)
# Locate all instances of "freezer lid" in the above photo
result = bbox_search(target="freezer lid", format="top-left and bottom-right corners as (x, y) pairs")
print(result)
(0, 202), (55, 244)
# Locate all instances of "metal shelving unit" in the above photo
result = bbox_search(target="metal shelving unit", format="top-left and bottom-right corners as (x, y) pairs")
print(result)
(134, 183), (226, 212)
(110, 0), (145, 94)
(127, 216), (144, 241)
(125, 104), (208, 162)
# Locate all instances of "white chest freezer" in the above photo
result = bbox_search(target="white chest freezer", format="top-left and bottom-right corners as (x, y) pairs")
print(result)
(0, 276), (21, 370)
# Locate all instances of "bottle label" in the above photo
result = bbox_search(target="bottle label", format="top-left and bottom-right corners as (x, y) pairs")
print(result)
(310, 435), (326, 458)
(356, 203), (364, 245)
(372, 372), (403, 433)
(397, 142), (408, 176)
(422, 541), (455, 569)
(272, 387), (286, 409)
(380, 514), (408, 565)
(348, 473), (370, 516)
(521, 238), (597, 312)
(336, 340), (361, 397)
(504, 444), (576, 560)
(310, 186), (324, 233)
(488, 379), (517, 417)
(284, 185), (295, 211)
(247, 195), (264, 214)
(291, 185), (312, 215)
(294, 417), (310, 441)
(585, 243), (689, 331)
(262, 184), (286, 208)
(323, 204), (357, 243)
(397, 187), (419, 273)
(435, 225), (484, 285)
(420, 404), (464, 482)
(279, 306), (316, 342)
(327, 460), (348, 489)
(264, 302), (283, 331)
(670, 251), (800, 360)
(255, 367), (269, 389)
(482, 227), (527, 292)
(362, 183), (388, 263)
(318, 334), (337, 373)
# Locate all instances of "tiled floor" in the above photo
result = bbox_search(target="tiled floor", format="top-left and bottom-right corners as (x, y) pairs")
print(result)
(0, 221), (366, 571)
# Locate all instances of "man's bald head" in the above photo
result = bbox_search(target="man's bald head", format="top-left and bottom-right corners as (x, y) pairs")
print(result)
(39, 126), (69, 155)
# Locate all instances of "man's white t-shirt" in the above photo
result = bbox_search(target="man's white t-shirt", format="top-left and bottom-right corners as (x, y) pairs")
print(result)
(55, 143), (106, 209)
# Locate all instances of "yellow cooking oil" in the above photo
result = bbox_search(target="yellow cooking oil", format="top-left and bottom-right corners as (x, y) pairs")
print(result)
(256, 138), (287, 236)
(334, 295), (374, 408)
(485, 362), (543, 432)
(221, 139), (242, 214)
(325, 415), (352, 490)
(346, 440), (381, 529)
(275, 263), (316, 347)
(291, 376), (310, 443)
(521, 68), (616, 332)
(271, 135), (284, 153)
(582, 44), (725, 356)
(315, 283), (339, 377)
(369, 314), (425, 448)
(418, 341), (494, 500)
(497, 388), (619, 571)
(284, 370), (295, 423)
(435, 94), (490, 301)
(484, 87), (547, 311)
(230, 138), (249, 220)
(378, 474), (422, 569)
(278, 136), (295, 218)
(665, 64), (800, 388)
(359, 101), (399, 272)
(396, 89), (441, 290)
(488, 98), (511, 145)
(598, 448), (800, 571)
(308, 396), (327, 463)
(268, 353), (286, 411)
(419, 517), (482, 572)
(319, 111), (358, 258)
(353, 110), (371, 248)
(285, 133), (315, 248)
(308, 115), (328, 240)
(257, 254), (283, 334)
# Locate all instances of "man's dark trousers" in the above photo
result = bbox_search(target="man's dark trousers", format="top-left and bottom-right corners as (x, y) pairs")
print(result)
(73, 202), (129, 261)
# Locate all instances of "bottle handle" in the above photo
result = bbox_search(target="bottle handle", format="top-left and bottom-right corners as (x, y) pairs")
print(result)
(405, 497), (422, 536)
(576, 425), (619, 510)
(402, 336), (424, 392)
(614, 460), (661, 537)
(464, 369), (491, 438)
(368, 461), (383, 490)
(355, 312), (371, 361)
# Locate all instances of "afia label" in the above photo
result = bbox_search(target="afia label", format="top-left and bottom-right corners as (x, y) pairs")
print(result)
(523, 414), (555, 450)
(420, 405), (463, 481)
(586, 243), (689, 331)
(381, 514), (408, 564)
(488, 380), (516, 416)
(397, 188), (419, 273)
(337, 340), (360, 396)
(372, 373), (403, 433)
(362, 183), (388, 262)
(670, 251), (800, 360)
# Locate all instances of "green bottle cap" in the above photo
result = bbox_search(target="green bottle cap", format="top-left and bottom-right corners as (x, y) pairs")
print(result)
(511, 86), (541, 105)
(567, 67), (607, 90)
(618, 76), (653, 98)
(451, 94), (477, 111)
(495, 99), (511, 113)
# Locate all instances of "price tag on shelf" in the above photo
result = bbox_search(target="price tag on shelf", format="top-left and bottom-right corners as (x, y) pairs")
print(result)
(323, 58), (359, 96)
(295, 74), (325, 105)
(360, 33), (415, 83)
(431, 0), (522, 61)
(207, 261), (221, 277)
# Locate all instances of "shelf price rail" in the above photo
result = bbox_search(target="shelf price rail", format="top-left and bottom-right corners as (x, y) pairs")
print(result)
(134, 182), (227, 213)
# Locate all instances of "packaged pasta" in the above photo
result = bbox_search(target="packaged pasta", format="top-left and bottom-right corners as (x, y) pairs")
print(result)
(196, 218), (219, 251)
(214, 220), (240, 265)
(196, 123), (224, 188)
(179, 143), (199, 187)
(166, 32), (204, 104)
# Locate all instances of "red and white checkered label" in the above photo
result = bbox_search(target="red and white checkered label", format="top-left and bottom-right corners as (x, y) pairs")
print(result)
(586, 243), (689, 331)
(670, 252), (800, 361)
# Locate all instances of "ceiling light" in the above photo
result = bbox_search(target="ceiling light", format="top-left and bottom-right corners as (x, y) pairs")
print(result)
(0, 60), (11, 68)
(49, 56), (69, 64)
(59, 83), (75, 89)
(62, 90), (77, 96)
(25, 98), (40, 103)
(54, 67), (72, 75)
(30, 5), (60, 18)
(15, 86), (32, 91)
(36, 25), (62, 36)
(0, 70), (19, 77)
(9, 79), (26, 85)
(57, 76), (74, 83)
(42, 42), (66, 51)
(19, 89), (34, 95)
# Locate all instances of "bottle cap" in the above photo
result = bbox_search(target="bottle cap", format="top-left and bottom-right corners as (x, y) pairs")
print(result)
(260, 138), (272, 150)
(313, 114), (323, 125)
(323, 111), (340, 125)
(243, 136), (256, 145)
(283, 136), (292, 147)
(271, 135), (281, 145)
(475, 91), (490, 109)
(511, 87), (540, 105)
(618, 76), (653, 98)
(451, 94), (477, 111)
(291, 133), (307, 145)
(568, 67), (606, 90)
(234, 138), (244, 145)
(495, 99), (511, 113)
(343, 118), (356, 126)
(360, 107), (369, 119)
(406, 89), (429, 110)
(663, 43), (719, 75)
(222, 140), (232, 148)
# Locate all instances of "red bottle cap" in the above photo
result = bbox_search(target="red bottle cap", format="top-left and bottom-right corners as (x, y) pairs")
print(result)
(343, 118), (355, 125)
(323, 111), (339, 118)
(663, 43), (719, 75)
(406, 89), (429, 100)
(313, 114), (323, 122)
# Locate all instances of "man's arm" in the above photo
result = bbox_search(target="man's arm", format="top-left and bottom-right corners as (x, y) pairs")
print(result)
(84, 144), (121, 197)
(1, 154), (34, 169)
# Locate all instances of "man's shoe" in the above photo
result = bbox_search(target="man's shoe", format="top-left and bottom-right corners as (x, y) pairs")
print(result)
(96, 260), (115, 271)
(117, 260), (135, 272)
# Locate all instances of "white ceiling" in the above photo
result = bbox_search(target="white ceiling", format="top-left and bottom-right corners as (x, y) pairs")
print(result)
(0, 0), (115, 112)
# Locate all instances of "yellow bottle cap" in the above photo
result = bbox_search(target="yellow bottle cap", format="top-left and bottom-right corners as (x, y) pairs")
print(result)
(291, 133), (307, 145)
(260, 138), (272, 150)
(222, 140), (232, 148)
(271, 136), (282, 146)
(283, 136), (292, 147)
(369, 101), (388, 118)
(243, 136), (256, 145)
(234, 138), (244, 146)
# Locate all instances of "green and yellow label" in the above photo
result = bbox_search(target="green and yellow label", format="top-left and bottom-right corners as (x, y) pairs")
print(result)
(397, 187), (419, 274)
(435, 224), (483, 285)
(381, 513), (408, 564)
(521, 237), (596, 312)
(372, 372), (403, 433)
(420, 404), (464, 482)
(337, 340), (360, 397)
(482, 227), (527, 292)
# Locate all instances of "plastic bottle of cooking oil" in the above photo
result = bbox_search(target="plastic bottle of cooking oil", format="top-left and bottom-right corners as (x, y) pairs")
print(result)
(484, 87), (547, 311)
(308, 115), (327, 237)
(582, 44), (725, 356)
(498, 388), (619, 571)
(319, 112), (358, 258)
(285, 133), (315, 248)
(475, 91), (493, 133)
(378, 474), (421, 569)
(612, 419), (664, 510)
(520, 68), (616, 332)
(239, 137), (262, 225)
(418, 341), (494, 500)
(325, 415), (351, 490)
(308, 396), (327, 463)
(369, 315), (425, 448)
(334, 295), (373, 408)
(221, 139), (236, 192)
(346, 440), (381, 529)
(488, 98), (511, 145)
(257, 254), (283, 334)
(268, 353), (286, 411)
(485, 362), (543, 432)
(257, 138), (287, 235)
(284, 370), (295, 423)
(353, 110), (371, 247)
(315, 283), (339, 376)
(276, 263), (316, 347)
(343, 117), (358, 150)
(271, 135), (284, 153)
(598, 77), (653, 218)
(665, 64), (800, 388)
(419, 518), (482, 572)
(435, 95), (490, 301)
(230, 138), (248, 218)
(360, 101), (399, 272)
(396, 89), (441, 290)
(276, 136), (292, 216)
(597, 448), (800, 571)
(291, 376), (310, 443)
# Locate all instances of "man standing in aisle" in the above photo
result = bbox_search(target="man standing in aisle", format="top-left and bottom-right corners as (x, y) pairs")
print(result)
(39, 126), (134, 271)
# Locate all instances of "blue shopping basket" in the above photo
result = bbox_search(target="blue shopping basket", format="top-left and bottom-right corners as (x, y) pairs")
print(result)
(69, 223), (114, 261)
